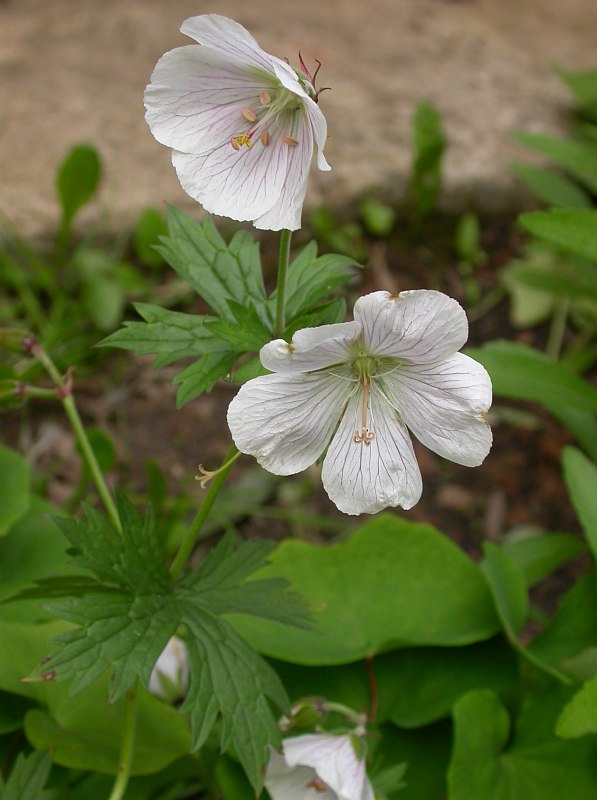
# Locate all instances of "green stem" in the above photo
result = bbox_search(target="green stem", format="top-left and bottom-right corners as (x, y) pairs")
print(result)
(275, 229), (292, 338)
(28, 340), (121, 533)
(107, 686), (138, 800)
(170, 445), (239, 581)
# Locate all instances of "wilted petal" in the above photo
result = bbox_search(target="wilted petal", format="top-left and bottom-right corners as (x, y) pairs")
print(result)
(227, 373), (350, 475)
(261, 322), (361, 373)
(354, 290), (469, 363)
(145, 45), (271, 155)
(322, 385), (422, 515)
(382, 353), (492, 467)
(283, 734), (374, 800)
(266, 750), (337, 800)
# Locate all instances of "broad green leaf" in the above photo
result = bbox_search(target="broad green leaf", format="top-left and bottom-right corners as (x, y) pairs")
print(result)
(56, 143), (101, 228)
(519, 209), (597, 262)
(503, 261), (597, 301)
(0, 751), (53, 800)
(557, 673), (597, 738)
(0, 444), (30, 537)
(230, 515), (499, 664)
(449, 686), (597, 800)
(173, 351), (237, 406)
(481, 543), (568, 682)
(558, 68), (597, 112)
(502, 531), (587, 587)
(134, 207), (167, 269)
(156, 209), (266, 321)
(467, 340), (597, 412)
(562, 446), (597, 559)
(554, 406), (597, 463)
(81, 272), (125, 331)
(514, 133), (597, 194)
(408, 101), (445, 226)
(510, 161), (591, 208)
(100, 303), (226, 367)
(206, 300), (272, 351)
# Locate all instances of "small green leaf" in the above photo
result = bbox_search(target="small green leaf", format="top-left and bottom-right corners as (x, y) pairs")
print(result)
(511, 161), (591, 208)
(408, 101), (445, 227)
(514, 133), (597, 194)
(134, 207), (167, 269)
(0, 751), (54, 800)
(519, 209), (597, 262)
(558, 68), (597, 113)
(557, 673), (597, 738)
(56, 143), (101, 228)
(81, 273), (125, 331)
(0, 444), (30, 537)
(502, 531), (587, 587)
(562, 446), (597, 560)
(360, 197), (396, 237)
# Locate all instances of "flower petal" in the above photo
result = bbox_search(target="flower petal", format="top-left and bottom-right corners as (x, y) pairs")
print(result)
(145, 45), (272, 155)
(381, 352), (492, 467)
(322, 384), (422, 515)
(283, 735), (374, 800)
(354, 290), (469, 363)
(261, 321), (361, 373)
(266, 750), (337, 800)
(304, 95), (331, 171)
(180, 14), (276, 75)
(227, 373), (350, 475)
(171, 122), (293, 222)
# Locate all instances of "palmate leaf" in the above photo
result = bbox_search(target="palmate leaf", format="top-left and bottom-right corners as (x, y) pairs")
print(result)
(0, 751), (54, 800)
(15, 494), (306, 792)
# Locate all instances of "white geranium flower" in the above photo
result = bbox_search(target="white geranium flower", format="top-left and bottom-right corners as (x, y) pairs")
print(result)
(265, 733), (374, 800)
(144, 14), (330, 231)
(148, 636), (189, 702)
(228, 290), (492, 515)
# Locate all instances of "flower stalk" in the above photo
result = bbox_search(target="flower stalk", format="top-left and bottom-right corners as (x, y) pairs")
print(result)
(275, 229), (292, 337)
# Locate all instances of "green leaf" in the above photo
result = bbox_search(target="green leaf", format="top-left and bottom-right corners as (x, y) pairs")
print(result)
(173, 351), (238, 406)
(22, 501), (302, 791)
(0, 444), (30, 537)
(514, 133), (597, 194)
(100, 303), (227, 367)
(360, 197), (396, 237)
(230, 515), (499, 664)
(408, 101), (445, 226)
(519, 209), (597, 262)
(502, 531), (587, 587)
(81, 273), (125, 331)
(0, 751), (53, 800)
(467, 341), (597, 412)
(449, 686), (597, 800)
(283, 297), (347, 337)
(0, 691), (34, 734)
(557, 673), (597, 738)
(206, 301), (272, 351)
(56, 143), (101, 228)
(156, 209), (266, 321)
(558, 68), (597, 112)
(134, 207), (167, 269)
(562, 446), (597, 560)
(481, 542), (568, 682)
(510, 161), (591, 208)
(503, 260), (597, 302)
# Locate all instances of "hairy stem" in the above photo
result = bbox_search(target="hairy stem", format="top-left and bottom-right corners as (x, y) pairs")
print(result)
(275, 229), (292, 338)
(106, 687), (138, 800)
(170, 445), (239, 581)
(27, 339), (121, 533)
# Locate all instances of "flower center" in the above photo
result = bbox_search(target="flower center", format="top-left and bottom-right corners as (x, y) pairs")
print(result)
(229, 86), (304, 151)
(348, 350), (402, 447)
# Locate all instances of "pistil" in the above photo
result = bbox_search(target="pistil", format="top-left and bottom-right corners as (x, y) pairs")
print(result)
(353, 375), (375, 446)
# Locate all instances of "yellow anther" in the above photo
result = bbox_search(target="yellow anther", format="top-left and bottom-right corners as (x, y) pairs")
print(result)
(260, 130), (271, 146)
(283, 134), (299, 147)
(230, 132), (253, 150)
(259, 90), (272, 105)
(241, 107), (257, 122)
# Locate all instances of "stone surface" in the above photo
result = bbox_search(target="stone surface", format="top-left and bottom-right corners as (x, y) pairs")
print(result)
(1, 0), (596, 236)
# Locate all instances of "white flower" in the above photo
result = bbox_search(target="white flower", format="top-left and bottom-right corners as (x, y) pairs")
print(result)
(144, 14), (330, 231)
(265, 733), (374, 800)
(228, 290), (492, 515)
(148, 636), (189, 701)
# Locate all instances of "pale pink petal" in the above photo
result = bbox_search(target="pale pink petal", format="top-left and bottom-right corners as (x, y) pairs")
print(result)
(381, 353), (492, 466)
(180, 14), (276, 75)
(354, 290), (469, 364)
(260, 321), (361, 373)
(266, 749), (337, 800)
(304, 96), (331, 171)
(227, 373), (351, 475)
(145, 45), (273, 155)
(322, 385), (422, 515)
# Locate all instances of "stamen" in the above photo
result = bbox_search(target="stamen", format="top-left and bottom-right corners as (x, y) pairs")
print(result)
(241, 107), (257, 122)
(259, 90), (272, 105)
(230, 132), (253, 150)
(283, 134), (299, 147)
(306, 779), (328, 793)
(353, 375), (375, 445)
(260, 130), (271, 146)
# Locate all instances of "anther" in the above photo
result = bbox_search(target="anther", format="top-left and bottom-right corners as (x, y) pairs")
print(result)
(259, 90), (272, 105)
(230, 132), (252, 150)
(283, 134), (299, 147)
(260, 130), (271, 146)
(241, 107), (257, 122)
